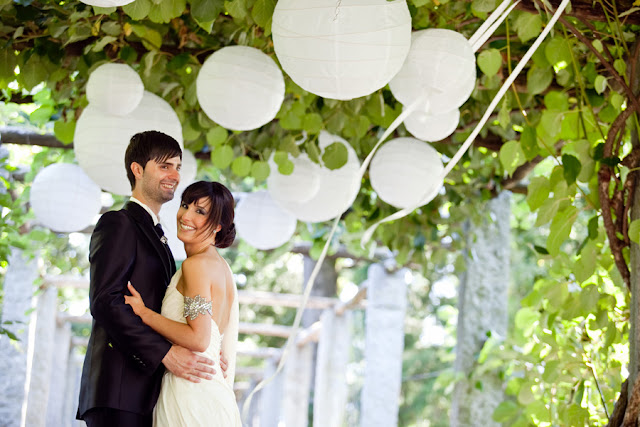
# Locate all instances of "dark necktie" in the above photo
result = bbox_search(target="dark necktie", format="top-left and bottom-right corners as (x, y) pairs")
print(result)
(154, 223), (168, 245)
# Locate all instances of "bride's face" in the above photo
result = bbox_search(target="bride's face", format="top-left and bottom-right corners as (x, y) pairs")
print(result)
(176, 197), (216, 245)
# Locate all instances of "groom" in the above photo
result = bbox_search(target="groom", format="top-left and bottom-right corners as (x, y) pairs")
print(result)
(77, 131), (216, 427)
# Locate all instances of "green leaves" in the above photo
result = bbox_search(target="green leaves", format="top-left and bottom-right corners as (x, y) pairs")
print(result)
(561, 154), (581, 185)
(211, 145), (234, 169)
(123, 0), (151, 21)
(629, 219), (640, 244)
(544, 37), (572, 68)
(477, 48), (502, 76)
(526, 65), (553, 95)
(53, 120), (76, 144)
(231, 156), (251, 177)
(273, 151), (293, 175)
(321, 142), (348, 170)
(514, 11), (542, 42)
(499, 140), (526, 176)
(252, 0), (275, 33)
(547, 205), (578, 256)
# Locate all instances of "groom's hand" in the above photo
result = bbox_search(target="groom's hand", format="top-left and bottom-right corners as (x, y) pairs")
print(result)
(162, 345), (215, 383)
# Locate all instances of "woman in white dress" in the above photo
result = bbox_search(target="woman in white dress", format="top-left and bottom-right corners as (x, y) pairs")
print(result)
(125, 181), (241, 427)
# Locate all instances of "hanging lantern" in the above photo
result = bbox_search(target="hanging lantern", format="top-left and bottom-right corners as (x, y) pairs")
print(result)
(196, 46), (285, 131)
(275, 132), (361, 222)
(390, 29), (476, 113)
(404, 108), (460, 142)
(369, 137), (443, 209)
(267, 153), (321, 205)
(74, 91), (183, 195)
(272, 0), (412, 100)
(180, 149), (198, 184)
(236, 191), (297, 250)
(86, 63), (144, 116)
(30, 164), (102, 233)
(79, 0), (135, 7)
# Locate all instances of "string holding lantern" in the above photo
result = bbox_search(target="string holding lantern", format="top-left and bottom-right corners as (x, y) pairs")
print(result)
(196, 46), (285, 131)
(74, 91), (184, 195)
(369, 137), (443, 209)
(86, 63), (144, 116)
(235, 191), (297, 250)
(30, 163), (102, 233)
(274, 132), (361, 223)
(272, 0), (412, 100)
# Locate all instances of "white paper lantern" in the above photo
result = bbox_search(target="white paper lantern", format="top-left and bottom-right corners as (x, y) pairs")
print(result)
(404, 108), (460, 142)
(74, 91), (184, 195)
(369, 137), (443, 209)
(274, 132), (361, 222)
(196, 46), (285, 131)
(236, 191), (297, 250)
(86, 63), (144, 115)
(159, 181), (193, 261)
(80, 0), (135, 7)
(30, 163), (102, 232)
(390, 29), (476, 113)
(267, 153), (321, 205)
(180, 149), (197, 184)
(272, 0), (412, 100)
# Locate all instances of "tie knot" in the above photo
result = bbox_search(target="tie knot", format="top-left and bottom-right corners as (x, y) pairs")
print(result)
(154, 223), (165, 237)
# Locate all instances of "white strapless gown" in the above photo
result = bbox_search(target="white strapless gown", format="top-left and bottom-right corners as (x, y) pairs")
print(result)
(154, 268), (241, 427)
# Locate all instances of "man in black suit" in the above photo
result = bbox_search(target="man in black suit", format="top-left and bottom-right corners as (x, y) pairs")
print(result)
(77, 131), (216, 427)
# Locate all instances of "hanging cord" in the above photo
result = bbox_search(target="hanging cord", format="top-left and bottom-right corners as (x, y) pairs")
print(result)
(468, 0), (516, 48)
(471, 0), (521, 52)
(360, 0), (571, 247)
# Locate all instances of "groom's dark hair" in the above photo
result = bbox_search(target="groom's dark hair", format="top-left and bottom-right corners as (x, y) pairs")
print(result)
(125, 131), (182, 190)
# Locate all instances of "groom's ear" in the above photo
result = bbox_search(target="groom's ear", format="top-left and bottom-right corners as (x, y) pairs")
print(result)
(131, 162), (144, 181)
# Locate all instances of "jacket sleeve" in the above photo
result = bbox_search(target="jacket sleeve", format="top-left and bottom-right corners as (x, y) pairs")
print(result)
(88, 211), (171, 374)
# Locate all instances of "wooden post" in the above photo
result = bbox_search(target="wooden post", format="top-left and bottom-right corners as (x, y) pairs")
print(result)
(451, 192), (511, 427)
(257, 356), (284, 427)
(45, 321), (71, 427)
(360, 263), (408, 427)
(0, 249), (38, 427)
(282, 343), (313, 427)
(25, 285), (58, 427)
(313, 308), (352, 427)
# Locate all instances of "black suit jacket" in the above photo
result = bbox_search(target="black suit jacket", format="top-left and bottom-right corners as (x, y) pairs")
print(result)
(77, 202), (176, 418)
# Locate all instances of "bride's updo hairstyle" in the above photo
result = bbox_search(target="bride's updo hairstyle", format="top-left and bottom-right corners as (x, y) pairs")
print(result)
(180, 181), (236, 248)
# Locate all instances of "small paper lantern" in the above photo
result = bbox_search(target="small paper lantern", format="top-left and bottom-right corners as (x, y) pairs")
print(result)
(180, 149), (198, 184)
(159, 181), (193, 261)
(86, 63), (144, 115)
(236, 191), (297, 250)
(80, 0), (135, 7)
(404, 108), (460, 142)
(369, 137), (443, 209)
(272, 0), (412, 100)
(196, 46), (285, 131)
(390, 29), (476, 113)
(267, 153), (321, 205)
(74, 91), (183, 195)
(274, 132), (361, 222)
(30, 163), (102, 232)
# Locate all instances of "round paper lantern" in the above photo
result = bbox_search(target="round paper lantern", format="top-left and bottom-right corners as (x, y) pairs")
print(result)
(74, 91), (184, 195)
(236, 191), (297, 250)
(79, 0), (135, 7)
(196, 46), (285, 131)
(272, 0), (412, 100)
(274, 132), (361, 222)
(86, 64), (144, 115)
(267, 153), (321, 205)
(30, 163), (102, 232)
(159, 181), (193, 261)
(180, 149), (198, 184)
(389, 29), (476, 113)
(404, 108), (460, 142)
(369, 137), (443, 209)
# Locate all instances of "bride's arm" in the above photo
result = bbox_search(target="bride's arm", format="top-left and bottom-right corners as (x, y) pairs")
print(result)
(125, 257), (214, 353)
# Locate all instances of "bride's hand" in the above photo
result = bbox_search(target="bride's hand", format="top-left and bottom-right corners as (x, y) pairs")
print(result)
(124, 282), (147, 317)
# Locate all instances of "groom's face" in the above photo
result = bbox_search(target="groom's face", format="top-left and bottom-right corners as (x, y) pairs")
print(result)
(140, 156), (182, 204)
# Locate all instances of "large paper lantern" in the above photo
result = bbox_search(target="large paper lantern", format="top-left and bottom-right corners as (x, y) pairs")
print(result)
(236, 191), (297, 250)
(86, 63), (144, 115)
(30, 163), (102, 232)
(272, 0), (412, 100)
(369, 137), (443, 209)
(267, 153), (321, 205)
(404, 108), (460, 142)
(274, 132), (361, 222)
(196, 46), (285, 131)
(74, 91), (183, 195)
(390, 29), (476, 113)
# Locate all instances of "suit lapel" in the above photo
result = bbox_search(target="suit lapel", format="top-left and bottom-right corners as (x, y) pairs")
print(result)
(124, 202), (175, 282)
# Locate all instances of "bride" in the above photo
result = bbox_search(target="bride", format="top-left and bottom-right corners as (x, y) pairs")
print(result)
(125, 181), (242, 427)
